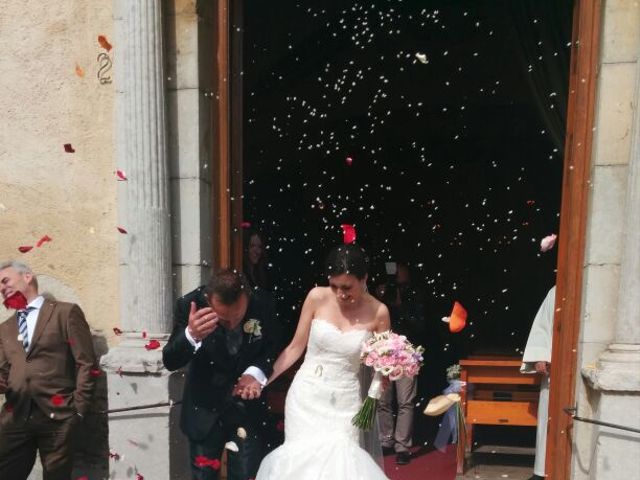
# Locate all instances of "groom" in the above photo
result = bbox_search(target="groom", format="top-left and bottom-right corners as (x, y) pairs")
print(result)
(163, 269), (281, 480)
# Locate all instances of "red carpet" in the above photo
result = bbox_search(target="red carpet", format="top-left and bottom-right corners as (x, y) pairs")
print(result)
(384, 445), (457, 480)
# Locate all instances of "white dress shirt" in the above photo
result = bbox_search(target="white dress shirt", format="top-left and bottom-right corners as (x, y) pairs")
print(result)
(184, 326), (267, 386)
(23, 295), (45, 349)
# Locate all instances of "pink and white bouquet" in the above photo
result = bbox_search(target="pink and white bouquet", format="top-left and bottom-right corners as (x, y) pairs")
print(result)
(352, 331), (424, 430)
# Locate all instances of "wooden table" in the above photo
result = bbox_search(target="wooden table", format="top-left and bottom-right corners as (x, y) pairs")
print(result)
(457, 356), (540, 475)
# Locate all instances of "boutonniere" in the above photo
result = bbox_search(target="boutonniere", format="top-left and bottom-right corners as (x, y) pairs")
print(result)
(243, 319), (262, 342)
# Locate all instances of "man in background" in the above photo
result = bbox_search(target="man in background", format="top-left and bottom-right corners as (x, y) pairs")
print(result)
(521, 285), (556, 480)
(0, 260), (97, 480)
(376, 263), (424, 465)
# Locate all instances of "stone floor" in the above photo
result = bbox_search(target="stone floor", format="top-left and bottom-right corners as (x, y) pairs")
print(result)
(460, 445), (536, 480)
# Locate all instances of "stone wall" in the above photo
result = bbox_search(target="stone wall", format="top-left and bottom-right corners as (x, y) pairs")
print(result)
(573, 1), (640, 479)
(0, 2), (118, 339)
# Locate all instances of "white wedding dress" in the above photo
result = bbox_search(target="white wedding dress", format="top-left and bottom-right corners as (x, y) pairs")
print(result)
(256, 318), (389, 480)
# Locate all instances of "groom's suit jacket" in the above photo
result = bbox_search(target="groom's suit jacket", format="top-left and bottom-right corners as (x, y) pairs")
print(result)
(0, 299), (97, 425)
(162, 287), (281, 442)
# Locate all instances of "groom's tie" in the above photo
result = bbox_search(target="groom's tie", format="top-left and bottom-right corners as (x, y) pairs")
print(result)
(225, 326), (243, 356)
(17, 307), (34, 351)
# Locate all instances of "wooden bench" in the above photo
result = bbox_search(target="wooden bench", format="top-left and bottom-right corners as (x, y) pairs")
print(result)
(457, 356), (540, 475)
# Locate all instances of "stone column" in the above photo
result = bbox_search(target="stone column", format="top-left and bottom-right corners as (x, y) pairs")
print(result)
(101, 2), (188, 479)
(582, 24), (640, 478)
(115, 0), (172, 335)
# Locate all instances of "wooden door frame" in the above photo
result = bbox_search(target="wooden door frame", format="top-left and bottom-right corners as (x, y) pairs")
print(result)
(212, 1), (603, 477)
(546, 1), (601, 478)
(212, 0), (244, 270)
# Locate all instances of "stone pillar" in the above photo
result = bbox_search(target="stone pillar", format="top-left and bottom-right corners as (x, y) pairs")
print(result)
(582, 18), (640, 477)
(115, 0), (172, 334)
(101, 2), (189, 479)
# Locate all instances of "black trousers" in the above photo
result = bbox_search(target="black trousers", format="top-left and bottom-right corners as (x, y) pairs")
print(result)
(0, 406), (79, 480)
(189, 420), (264, 480)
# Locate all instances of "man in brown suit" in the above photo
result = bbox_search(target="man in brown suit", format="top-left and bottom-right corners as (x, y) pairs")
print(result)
(0, 260), (97, 480)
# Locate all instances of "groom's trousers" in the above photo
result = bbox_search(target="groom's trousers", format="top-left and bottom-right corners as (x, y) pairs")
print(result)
(190, 420), (264, 480)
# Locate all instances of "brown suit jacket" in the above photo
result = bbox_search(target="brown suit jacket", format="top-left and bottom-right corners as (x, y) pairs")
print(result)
(0, 299), (97, 425)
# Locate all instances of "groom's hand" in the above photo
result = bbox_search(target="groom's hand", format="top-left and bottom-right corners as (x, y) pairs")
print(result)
(233, 374), (263, 400)
(187, 301), (219, 342)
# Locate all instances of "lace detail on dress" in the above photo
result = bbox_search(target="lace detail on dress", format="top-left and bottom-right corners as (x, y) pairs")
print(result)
(256, 319), (389, 480)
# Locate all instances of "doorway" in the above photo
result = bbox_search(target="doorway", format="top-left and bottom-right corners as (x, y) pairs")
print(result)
(218, 1), (597, 478)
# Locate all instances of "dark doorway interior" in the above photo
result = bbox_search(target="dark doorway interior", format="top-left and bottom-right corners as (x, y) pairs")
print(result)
(241, 0), (572, 451)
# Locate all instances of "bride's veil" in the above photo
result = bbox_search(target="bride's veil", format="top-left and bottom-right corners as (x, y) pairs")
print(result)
(358, 365), (385, 468)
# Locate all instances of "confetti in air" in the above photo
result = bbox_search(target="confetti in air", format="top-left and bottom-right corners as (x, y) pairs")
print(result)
(444, 301), (467, 333)
(18, 246), (33, 253)
(540, 233), (557, 252)
(36, 235), (52, 247)
(341, 224), (357, 244)
(116, 170), (128, 181)
(98, 35), (113, 52)
(144, 339), (161, 350)
(415, 52), (428, 64)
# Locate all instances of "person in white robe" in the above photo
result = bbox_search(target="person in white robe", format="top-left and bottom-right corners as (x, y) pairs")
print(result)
(521, 285), (556, 480)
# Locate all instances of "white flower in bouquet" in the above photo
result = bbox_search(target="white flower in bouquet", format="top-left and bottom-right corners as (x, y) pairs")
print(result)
(352, 331), (424, 430)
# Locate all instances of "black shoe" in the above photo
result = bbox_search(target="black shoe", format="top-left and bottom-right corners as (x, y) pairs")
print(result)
(396, 452), (410, 465)
(382, 446), (395, 456)
(527, 476), (544, 480)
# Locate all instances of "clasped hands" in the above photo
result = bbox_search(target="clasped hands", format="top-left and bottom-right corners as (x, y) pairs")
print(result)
(233, 374), (264, 400)
(187, 302), (263, 400)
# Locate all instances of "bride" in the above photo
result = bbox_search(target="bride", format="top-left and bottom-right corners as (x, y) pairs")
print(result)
(255, 244), (391, 479)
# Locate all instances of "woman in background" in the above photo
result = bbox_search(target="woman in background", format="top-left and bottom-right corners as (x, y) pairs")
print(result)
(244, 230), (269, 291)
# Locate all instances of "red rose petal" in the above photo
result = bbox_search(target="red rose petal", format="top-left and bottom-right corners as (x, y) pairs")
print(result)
(51, 394), (65, 406)
(3, 292), (27, 310)
(194, 456), (221, 470)
(144, 339), (161, 350)
(64, 143), (75, 153)
(76, 476), (89, 480)
(113, 327), (123, 335)
(340, 224), (356, 244)
(116, 226), (128, 234)
(276, 419), (285, 431)
(142, 330), (147, 339)
(66, 338), (76, 346)
(75, 64), (85, 78)
(4, 403), (13, 413)
(449, 301), (468, 333)
(240, 221), (252, 228)
(18, 246), (33, 253)
(136, 474), (144, 480)
(98, 35), (113, 52)
(89, 368), (102, 377)
(345, 156), (353, 166)
(116, 169), (127, 181)
(36, 235), (52, 247)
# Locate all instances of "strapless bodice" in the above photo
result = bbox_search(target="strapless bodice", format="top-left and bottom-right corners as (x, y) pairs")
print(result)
(296, 319), (370, 384)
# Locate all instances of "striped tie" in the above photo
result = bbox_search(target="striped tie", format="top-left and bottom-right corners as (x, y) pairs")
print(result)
(17, 307), (34, 351)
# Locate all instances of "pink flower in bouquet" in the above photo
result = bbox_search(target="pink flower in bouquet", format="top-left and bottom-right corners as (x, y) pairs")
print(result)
(352, 331), (424, 430)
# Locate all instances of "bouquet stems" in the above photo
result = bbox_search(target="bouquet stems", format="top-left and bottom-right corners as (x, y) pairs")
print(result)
(352, 371), (384, 431)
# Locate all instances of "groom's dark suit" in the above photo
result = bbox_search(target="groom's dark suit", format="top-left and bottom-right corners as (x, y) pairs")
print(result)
(163, 286), (280, 480)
